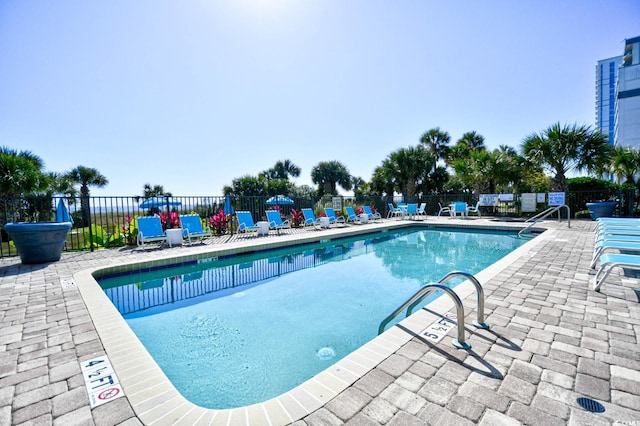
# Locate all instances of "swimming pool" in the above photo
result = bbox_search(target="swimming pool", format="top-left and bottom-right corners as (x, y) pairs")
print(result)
(98, 226), (529, 409)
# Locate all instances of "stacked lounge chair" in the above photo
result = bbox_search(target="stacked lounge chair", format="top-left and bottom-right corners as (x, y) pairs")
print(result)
(591, 217), (640, 291)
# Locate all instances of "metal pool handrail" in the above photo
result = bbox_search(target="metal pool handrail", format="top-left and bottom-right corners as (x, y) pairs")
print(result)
(407, 271), (489, 329)
(518, 204), (570, 237)
(377, 271), (489, 349)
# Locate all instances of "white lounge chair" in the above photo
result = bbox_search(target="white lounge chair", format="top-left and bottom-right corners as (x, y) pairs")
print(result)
(467, 201), (481, 217)
(387, 203), (401, 219)
(437, 202), (451, 217)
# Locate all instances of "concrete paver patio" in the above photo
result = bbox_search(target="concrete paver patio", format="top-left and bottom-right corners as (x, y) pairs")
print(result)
(0, 218), (638, 425)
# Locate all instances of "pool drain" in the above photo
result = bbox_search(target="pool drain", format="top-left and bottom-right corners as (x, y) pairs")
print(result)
(576, 397), (605, 413)
(316, 346), (336, 360)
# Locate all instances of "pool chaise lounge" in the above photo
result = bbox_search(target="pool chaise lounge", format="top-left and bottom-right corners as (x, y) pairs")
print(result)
(136, 216), (167, 249)
(590, 239), (640, 268)
(595, 227), (640, 243)
(179, 214), (212, 244)
(362, 205), (382, 222)
(593, 252), (640, 291)
(344, 206), (362, 224)
(302, 208), (321, 229)
(236, 211), (260, 235)
(266, 210), (291, 233)
(324, 207), (346, 227)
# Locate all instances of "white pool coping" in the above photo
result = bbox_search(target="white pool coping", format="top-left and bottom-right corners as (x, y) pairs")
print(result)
(74, 221), (553, 425)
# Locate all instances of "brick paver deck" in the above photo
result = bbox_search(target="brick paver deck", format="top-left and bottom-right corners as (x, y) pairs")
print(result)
(1, 218), (638, 425)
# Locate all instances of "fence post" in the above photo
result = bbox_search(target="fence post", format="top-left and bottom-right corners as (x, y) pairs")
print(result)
(85, 195), (94, 252)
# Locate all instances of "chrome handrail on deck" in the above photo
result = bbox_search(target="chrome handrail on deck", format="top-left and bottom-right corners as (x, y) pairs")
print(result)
(407, 271), (489, 329)
(377, 271), (489, 349)
(518, 204), (570, 237)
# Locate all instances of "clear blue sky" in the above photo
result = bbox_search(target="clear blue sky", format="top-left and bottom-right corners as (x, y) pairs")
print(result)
(1, 1), (638, 197)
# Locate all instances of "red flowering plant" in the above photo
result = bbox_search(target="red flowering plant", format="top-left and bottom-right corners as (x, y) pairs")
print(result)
(355, 206), (364, 215)
(121, 214), (137, 245)
(158, 212), (180, 230)
(207, 209), (231, 235)
(289, 208), (304, 227)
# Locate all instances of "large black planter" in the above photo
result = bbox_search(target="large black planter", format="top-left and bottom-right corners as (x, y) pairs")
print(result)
(4, 222), (72, 264)
(585, 202), (617, 220)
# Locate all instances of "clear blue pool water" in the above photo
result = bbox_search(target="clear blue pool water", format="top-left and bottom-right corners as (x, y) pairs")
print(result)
(98, 227), (528, 409)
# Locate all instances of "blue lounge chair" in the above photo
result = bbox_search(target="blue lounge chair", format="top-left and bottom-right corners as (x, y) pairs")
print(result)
(302, 208), (321, 229)
(405, 203), (418, 220)
(590, 240), (640, 268)
(266, 210), (290, 233)
(179, 214), (212, 245)
(362, 206), (382, 222)
(236, 211), (260, 235)
(595, 227), (640, 243)
(136, 216), (167, 249)
(450, 202), (468, 218)
(593, 253), (640, 291)
(324, 207), (346, 227)
(396, 203), (408, 219)
(344, 206), (362, 224)
(387, 203), (402, 219)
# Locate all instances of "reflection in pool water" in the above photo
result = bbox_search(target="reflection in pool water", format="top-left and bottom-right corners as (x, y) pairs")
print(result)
(98, 227), (528, 409)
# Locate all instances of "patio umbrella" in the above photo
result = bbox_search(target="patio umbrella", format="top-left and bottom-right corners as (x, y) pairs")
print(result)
(55, 198), (73, 224)
(223, 195), (234, 215)
(139, 196), (182, 209)
(266, 195), (294, 205)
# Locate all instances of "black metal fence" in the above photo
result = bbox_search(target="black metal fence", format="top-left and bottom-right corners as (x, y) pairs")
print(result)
(1, 189), (637, 258)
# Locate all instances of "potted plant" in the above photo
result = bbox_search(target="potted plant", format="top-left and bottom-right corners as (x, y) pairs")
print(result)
(585, 201), (617, 220)
(4, 221), (72, 264)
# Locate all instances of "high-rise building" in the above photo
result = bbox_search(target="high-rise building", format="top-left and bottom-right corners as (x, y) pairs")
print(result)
(615, 36), (640, 149)
(597, 36), (640, 149)
(596, 56), (622, 145)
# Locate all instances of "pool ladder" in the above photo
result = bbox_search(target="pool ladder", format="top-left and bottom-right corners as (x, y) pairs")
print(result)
(378, 271), (489, 349)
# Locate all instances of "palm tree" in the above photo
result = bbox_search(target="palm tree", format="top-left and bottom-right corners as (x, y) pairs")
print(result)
(224, 175), (268, 197)
(271, 159), (301, 180)
(522, 123), (612, 191)
(65, 166), (108, 225)
(142, 184), (169, 198)
(419, 128), (450, 173)
(447, 131), (486, 163)
(370, 165), (395, 197)
(610, 146), (640, 185)
(310, 161), (352, 196)
(350, 176), (368, 197)
(379, 147), (437, 200)
(0, 147), (48, 196)
(452, 148), (524, 194)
